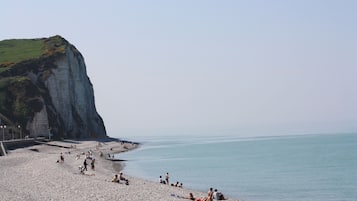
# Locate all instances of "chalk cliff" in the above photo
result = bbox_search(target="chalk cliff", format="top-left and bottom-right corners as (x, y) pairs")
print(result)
(0, 35), (106, 139)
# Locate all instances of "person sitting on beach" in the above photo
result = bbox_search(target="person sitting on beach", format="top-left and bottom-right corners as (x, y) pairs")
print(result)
(194, 197), (207, 201)
(159, 176), (166, 184)
(178, 183), (183, 188)
(119, 172), (129, 185)
(187, 193), (195, 200)
(172, 192), (195, 200)
(212, 189), (218, 200)
(112, 174), (119, 183)
(79, 165), (85, 174)
(213, 189), (225, 200)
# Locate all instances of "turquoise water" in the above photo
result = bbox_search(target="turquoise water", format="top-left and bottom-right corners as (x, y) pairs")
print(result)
(116, 133), (357, 201)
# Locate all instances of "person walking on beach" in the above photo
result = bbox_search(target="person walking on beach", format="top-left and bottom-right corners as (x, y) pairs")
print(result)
(60, 153), (64, 163)
(165, 172), (169, 185)
(83, 159), (88, 171)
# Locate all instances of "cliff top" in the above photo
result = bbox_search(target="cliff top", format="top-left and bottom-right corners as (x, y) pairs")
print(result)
(0, 35), (68, 69)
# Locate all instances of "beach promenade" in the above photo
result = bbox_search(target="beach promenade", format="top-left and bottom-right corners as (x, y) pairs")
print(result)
(0, 139), (240, 201)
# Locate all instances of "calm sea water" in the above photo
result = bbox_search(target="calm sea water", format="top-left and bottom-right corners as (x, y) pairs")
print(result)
(116, 133), (357, 201)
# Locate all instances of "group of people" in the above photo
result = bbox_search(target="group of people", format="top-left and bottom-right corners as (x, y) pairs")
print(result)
(56, 152), (65, 163)
(56, 150), (94, 174)
(171, 181), (183, 188)
(171, 188), (226, 201)
(159, 172), (170, 184)
(176, 188), (226, 201)
(160, 173), (226, 200)
(112, 171), (129, 185)
(79, 150), (96, 173)
(198, 188), (226, 201)
(159, 172), (183, 187)
(55, 145), (228, 200)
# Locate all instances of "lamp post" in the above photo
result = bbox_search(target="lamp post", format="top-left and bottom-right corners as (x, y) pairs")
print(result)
(1, 125), (6, 141)
(18, 125), (22, 139)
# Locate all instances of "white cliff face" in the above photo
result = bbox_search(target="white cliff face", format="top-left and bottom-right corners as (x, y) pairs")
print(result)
(41, 45), (106, 138)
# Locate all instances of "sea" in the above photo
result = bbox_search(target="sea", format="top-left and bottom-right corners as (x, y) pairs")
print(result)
(115, 133), (357, 201)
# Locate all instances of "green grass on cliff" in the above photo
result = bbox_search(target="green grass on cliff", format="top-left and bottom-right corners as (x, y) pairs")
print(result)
(0, 35), (67, 67)
(0, 39), (45, 65)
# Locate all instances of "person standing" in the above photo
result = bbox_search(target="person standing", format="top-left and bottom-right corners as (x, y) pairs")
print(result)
(207, 188), (213, 201)
(60, 153), (64, 163)
(165, 172), (169, 185)
(91, 158), (95, 170)
(83, 159), (88, 171)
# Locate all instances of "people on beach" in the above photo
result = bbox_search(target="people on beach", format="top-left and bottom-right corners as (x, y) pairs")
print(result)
(165, 172), (169, 184)
(112, 174), (119, 183)
(172, 192), (195, 200)
(119, 172), (129, 185)
(194, 197), (207, 201)
(60, 153), (64, 162)
(207, 188), (213, 201)
(159, 175), (166, 184)
(188, 193), (195, 200)
(212, 189), (225, 200)
(56, 153), (64, 163)
(88, 150), (94, 160)
(83, 159), (88, 171)
(91, 158), (95, 170)
(111, 173), (129, 185)
(78, 165), (85, 174)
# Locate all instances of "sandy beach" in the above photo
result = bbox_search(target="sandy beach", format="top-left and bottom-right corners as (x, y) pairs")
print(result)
(0, 139), (240, 201)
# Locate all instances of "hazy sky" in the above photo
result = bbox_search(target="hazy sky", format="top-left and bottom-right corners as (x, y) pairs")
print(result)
(1, 0), (356, 137)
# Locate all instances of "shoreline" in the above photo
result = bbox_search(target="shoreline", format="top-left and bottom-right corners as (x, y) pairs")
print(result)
(0, 138), (240, 201)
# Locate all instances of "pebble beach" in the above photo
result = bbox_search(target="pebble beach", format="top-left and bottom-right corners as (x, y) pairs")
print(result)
(0, 139), (240, 201)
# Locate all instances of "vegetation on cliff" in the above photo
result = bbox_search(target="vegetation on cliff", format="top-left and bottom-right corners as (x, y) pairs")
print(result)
(0, 35), (66, 68)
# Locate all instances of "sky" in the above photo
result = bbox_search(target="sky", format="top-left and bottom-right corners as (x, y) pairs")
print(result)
(1, 0), (356, 137)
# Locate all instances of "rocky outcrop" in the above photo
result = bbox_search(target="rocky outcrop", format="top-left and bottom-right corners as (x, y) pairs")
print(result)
(0, 35), (106, 139)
